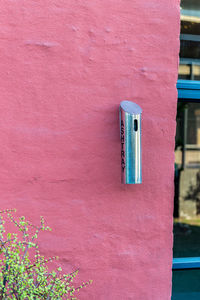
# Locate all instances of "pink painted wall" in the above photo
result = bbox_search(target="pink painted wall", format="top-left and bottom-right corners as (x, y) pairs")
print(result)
(0, 1), (180, 299)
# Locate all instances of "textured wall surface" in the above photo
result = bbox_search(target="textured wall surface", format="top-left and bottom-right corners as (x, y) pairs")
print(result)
(0, 1), (180, 299)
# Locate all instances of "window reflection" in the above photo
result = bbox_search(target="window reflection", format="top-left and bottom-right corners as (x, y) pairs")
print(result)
(175, 103), (200, 168)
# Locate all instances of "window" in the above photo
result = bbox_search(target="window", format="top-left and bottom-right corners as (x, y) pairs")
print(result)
(172, 1), (200, 299)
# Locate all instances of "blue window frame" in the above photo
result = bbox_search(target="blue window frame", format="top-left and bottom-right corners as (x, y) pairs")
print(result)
(177, 79), (200, 101)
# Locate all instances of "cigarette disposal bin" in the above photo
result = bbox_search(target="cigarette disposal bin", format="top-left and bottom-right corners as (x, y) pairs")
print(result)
(119, 100), (142, 184)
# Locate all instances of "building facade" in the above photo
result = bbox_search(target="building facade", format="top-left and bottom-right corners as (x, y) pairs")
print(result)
(0, 1), (180, 299)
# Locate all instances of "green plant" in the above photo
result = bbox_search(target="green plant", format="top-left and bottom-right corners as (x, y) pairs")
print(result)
(0, 209), (92, 299)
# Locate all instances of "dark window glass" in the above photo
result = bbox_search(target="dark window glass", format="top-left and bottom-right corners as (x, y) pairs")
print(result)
(178, 0), (200, 80)
(180, 40), (200, 59)
(181, 21), (200, 35)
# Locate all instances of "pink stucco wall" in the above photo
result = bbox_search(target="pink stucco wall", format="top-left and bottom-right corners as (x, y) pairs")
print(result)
(0, 1), (180, 299)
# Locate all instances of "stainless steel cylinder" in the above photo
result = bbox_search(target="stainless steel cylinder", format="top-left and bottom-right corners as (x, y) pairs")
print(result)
(119, 101), (142, 184)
